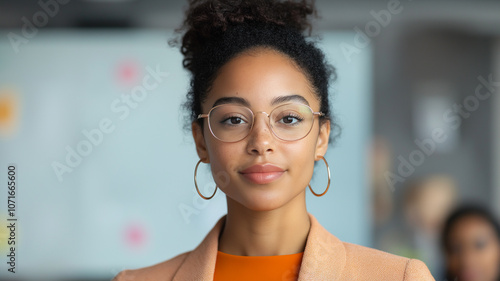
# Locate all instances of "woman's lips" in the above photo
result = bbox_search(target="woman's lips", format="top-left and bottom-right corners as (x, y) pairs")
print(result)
(240, 171), (285, 184)
(242, 171), (284, 184)
(239, 164), (285, 184)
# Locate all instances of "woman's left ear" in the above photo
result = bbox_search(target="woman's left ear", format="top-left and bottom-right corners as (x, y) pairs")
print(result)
(315, 120), (330, 160)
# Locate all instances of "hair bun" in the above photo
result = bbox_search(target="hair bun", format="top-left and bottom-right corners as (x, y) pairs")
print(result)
(190, 0), (316, 33)
(170, 0), (318, 70)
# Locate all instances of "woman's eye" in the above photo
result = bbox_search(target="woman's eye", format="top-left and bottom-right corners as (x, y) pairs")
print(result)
(475, 239), (488, 250)
(280, 115), (302, 124)
(222, 116), (246, 125)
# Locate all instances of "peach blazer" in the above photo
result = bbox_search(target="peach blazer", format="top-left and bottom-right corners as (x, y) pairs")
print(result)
(113, 212), (435, 281)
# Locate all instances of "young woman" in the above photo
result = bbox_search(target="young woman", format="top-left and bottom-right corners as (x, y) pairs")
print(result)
(113, 0), (434, 280)
(441, 205), (500, 281)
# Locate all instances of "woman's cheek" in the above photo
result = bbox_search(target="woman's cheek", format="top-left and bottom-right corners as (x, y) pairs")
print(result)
(210, 147), (240, 190)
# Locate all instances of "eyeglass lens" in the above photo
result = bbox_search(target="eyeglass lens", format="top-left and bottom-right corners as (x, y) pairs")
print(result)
(208, 103), (315, 142)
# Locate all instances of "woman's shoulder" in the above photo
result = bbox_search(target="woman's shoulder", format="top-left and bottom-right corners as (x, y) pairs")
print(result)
(340, 241), (435, 280)
(112, 251), (190, 281)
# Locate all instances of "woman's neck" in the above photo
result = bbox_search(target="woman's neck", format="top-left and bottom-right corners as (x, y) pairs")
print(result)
(217, 191), (311, 256)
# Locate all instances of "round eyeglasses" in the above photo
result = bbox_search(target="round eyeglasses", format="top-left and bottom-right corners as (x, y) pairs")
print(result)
(197, 102), (324, 142)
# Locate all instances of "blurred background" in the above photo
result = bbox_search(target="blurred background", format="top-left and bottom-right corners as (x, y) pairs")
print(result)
(0, 0), (499, 280)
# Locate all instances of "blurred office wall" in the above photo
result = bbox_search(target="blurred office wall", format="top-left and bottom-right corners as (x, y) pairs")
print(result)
(369, 12), (500, 279)
(494, 39), (500, 214)
(0, 0), (500, 280)
(0, 29), (372, 280)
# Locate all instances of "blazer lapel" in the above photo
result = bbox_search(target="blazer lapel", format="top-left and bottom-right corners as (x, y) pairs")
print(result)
(172, 212), (346, 281)
(297, 213), (346, 280)
(172, 215), (226, 281)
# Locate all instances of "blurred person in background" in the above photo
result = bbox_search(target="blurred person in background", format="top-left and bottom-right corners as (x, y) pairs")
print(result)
(403, 175), (458, 275)
(441, 205), (500, 281)
(377, 174), (458, 277)
(370, 136), (395, 227)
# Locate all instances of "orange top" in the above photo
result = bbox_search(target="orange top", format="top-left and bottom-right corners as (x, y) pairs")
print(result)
(213, 250), (304, 281)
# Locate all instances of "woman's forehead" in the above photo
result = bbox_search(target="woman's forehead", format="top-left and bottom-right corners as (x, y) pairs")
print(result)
(210, 94), (310, 108)
(204, 50), (318, 110)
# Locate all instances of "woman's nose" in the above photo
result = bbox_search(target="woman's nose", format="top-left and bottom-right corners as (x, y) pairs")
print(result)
(246, 112), (275, 155)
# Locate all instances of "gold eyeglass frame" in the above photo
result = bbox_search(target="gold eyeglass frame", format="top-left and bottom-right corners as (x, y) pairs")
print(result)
(197, 102), (325, 143)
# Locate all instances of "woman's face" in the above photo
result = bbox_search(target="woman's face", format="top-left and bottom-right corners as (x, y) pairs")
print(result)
(446, 215), (500, 281)
(192, 48), (330, 211)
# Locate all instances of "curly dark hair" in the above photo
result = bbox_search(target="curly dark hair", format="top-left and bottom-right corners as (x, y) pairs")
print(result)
(169, 0), (341, 146)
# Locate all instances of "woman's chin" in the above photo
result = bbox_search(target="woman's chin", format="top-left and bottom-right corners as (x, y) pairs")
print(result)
(230, 190), (295, 212)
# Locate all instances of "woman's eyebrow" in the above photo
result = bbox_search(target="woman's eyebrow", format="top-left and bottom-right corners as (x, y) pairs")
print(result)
(212, 97), (250, 108)
(211, 94), (309, 108)
(271, 94), (309, 106)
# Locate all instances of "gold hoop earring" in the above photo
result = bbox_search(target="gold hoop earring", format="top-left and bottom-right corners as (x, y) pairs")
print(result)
(308, 155), (331, 197)
(194, 159), (218, 200)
